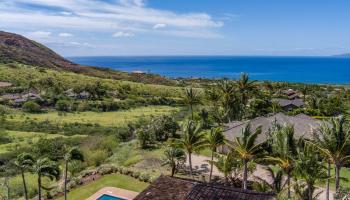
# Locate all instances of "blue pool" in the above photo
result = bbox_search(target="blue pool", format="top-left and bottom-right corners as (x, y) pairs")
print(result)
(97, 194), (126, 200)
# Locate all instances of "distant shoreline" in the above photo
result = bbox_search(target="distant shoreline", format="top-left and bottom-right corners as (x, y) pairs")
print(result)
(68, 56), (350, 85)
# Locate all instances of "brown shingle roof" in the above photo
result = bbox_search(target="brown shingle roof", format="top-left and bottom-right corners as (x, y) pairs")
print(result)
(223, 113), (322, 143)
(134, 175), (275, 200)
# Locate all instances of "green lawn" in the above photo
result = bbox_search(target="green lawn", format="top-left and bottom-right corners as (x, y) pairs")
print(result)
(8, 106), (180, 127)
(57, 174), (149, 200)
(0, 130), (85, 153)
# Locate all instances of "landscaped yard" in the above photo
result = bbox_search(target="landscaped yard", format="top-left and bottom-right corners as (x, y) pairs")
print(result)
(57, 174), (149, 200)
(8, 106), (180, 126)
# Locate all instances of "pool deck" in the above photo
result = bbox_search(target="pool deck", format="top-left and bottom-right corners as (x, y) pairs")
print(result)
(87, 187), (139, 200)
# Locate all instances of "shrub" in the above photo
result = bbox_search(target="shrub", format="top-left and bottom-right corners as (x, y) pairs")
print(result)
(56, 99), (71, 112)
(139, 172), (151, 182)
(22, 101), (41, 113)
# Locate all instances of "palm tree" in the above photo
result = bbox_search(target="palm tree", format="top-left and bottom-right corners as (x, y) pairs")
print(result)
(13, 153), (34, 200)
(63, 146), (84, 200)
(177, 120), (205, 179)
(236, 73), (257, 111)
(210, 152), (236, 185)
(32, 158), (60, 200)
(204, 127), (225, 182)
(294, 145), (327, 200)
(162, 147), (186, 177)
(311, 116), (350, 195)
(217, 79), (240, 122)
(183, 87), (201, 120)
(267, 124), (296, 199)
(254, 166), (286, 194)
(231, 124), (262, 189)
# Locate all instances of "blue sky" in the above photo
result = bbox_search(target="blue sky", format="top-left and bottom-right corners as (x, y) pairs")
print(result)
(1, 0), (350, 56)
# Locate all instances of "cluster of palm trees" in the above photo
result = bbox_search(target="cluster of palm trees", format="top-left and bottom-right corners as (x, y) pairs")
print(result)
(184, 73), (258, 123)
(4, 146), (83, 200)
(164, 114), (350, 199)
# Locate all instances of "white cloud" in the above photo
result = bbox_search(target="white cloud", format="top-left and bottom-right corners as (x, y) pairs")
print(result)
(153, 23), (166, 29)
(28, 31), (51, 37)
(0, 0), (223, 39)
(59, 33), (73, 37)
(113, 31), (135, 37)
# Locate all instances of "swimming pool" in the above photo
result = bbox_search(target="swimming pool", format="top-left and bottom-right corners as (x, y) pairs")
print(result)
(97, 194), (126, 200)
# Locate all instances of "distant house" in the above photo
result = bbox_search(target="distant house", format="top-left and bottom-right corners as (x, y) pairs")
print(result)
(223, 113), (322, 145)
(282, 89), (301, 100)
(132, 70), (146, 74)
(0, 81), (13, 88)
(134, 175), (275, 200)
(274, 98), (305, 111)
(1, 93), (21, 100)
(64, 89), (89, 99)
(0, 92), (41, 105)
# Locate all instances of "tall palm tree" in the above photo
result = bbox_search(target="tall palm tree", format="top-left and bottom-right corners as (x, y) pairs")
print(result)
(162, 147), (186, 177)
(63, 146), (84, 200)
(267, 124), (296, 199)
(254, 166), (286, 194)
(177, 120), (205, 179)
(231, 124), (262, 189)
(236, 73), (257, 111)
(32, 158), (60, 200)
(311, 116), (350, 195)
(294, 145), (327, 200)
(216, 79), (241, 122)
(204, 127), (225, 182)
(13, 153), (34, 200)
(183, 87), (201, 120)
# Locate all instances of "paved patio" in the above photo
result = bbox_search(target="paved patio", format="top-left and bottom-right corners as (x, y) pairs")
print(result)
(87, 187), (139, 200)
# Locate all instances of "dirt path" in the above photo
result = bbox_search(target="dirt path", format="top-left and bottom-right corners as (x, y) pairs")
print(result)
(186, 154), (335, 200)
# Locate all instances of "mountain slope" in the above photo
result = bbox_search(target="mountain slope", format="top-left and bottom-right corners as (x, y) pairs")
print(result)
(0, 31), (174, 85)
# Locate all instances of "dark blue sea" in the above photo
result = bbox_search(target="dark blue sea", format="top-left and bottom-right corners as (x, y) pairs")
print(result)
(68, 56), (350, 84)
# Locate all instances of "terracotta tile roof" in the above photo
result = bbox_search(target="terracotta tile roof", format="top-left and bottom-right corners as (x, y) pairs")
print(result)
(134, 175), (275, 200)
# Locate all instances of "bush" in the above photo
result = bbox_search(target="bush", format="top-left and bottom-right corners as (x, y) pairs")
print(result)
(56, 100), (71, 112)
(139, 172), (151, 182)
(22, 101), (41, 113)
(84, 149), (109, 167)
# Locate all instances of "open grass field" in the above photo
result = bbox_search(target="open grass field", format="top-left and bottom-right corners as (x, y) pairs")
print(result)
(57, 174), (149, 200)
(8, 106), (180, 127)
(0, 130), (86, 153)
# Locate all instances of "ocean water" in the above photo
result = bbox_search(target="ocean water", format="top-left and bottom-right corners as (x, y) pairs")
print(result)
(68, 56), (350, 84)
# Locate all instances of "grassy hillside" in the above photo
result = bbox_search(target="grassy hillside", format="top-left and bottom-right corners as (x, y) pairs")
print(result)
(8, 106), (179, 127)
(0, 63), (184, 98)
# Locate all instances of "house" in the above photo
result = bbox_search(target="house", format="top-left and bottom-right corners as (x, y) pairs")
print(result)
(282, 89), (301, 100)
(274, 98), (305, 111)
(134, 175), (275, 200)
(223, 113), (322, 144)
(1, 93), (21, 100)
(0, 81), (12, 88)
(22, 92), (41, 100)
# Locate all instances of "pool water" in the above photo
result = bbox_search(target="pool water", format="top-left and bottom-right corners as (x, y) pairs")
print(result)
(97, 194), (126, 200)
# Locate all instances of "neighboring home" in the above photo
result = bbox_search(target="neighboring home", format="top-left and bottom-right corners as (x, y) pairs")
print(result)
(134, 175), (275, 200)
(223, 113), (322, 144)
(274, 98), (305, 111)
(282, 89), (300, 100)
(64, 89), (89, 99)
(0, 81), (12, 88)
(132, 70), (146, 74)
(0, 92), (41, 105)
(22, 92), (41, 101)
(1, 93), (21, 100)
